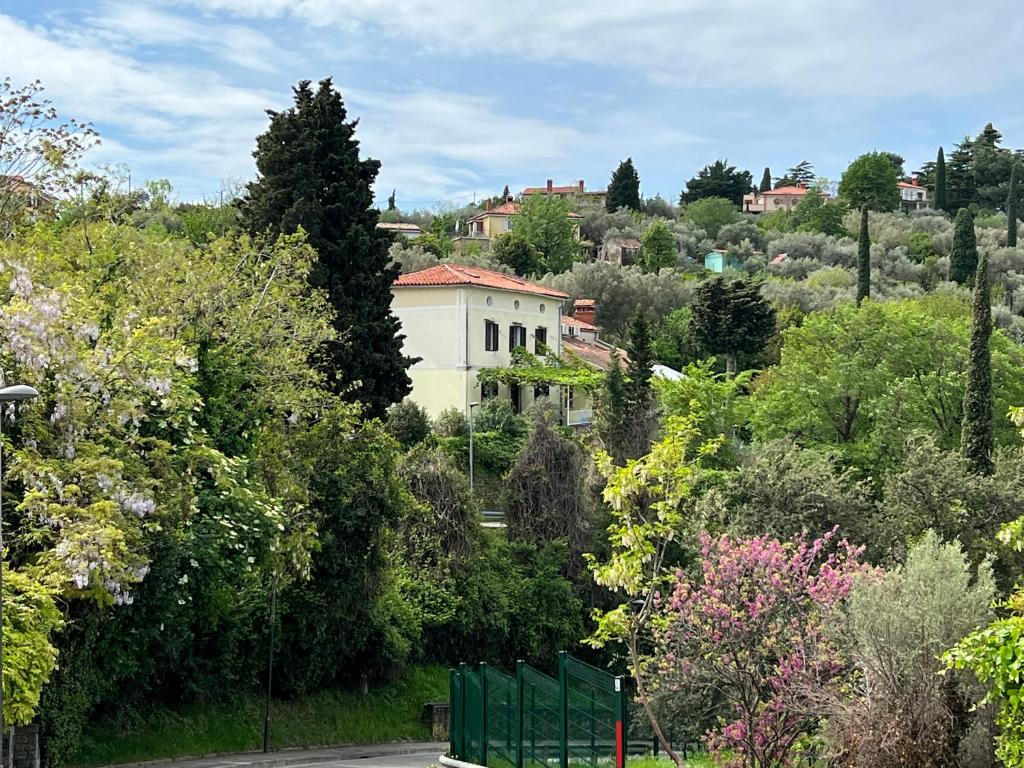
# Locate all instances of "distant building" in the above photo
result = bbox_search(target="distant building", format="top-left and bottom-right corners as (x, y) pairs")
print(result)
(391, 264), (568, 419)
(522, 179), (607, 205)
(376, 221), (424, 238)
(898, 179), (928, 212)
(1, 175), (57, 222)
(704, 249), (745, 273)
(456, 201), (582, 250)
(742, 184), (828, 214)
(597, 236), (642, 266)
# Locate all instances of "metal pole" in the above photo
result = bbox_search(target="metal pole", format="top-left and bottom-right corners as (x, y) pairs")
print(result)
(468, 407), (475, 493)
(262, 576), (276, 753)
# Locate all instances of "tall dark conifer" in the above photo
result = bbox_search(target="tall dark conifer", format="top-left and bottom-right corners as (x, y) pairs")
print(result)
(949, 208), (978, 286)
(594, 351), (629, 464)
(606, 158), (641, 212)
(1007, 163), (1019, 248)
(243, 78), (415, 417)
(857, 205), (870, 305)
(961, 252), (994, 475)
(759, 167), (772, 193)
(934, 146), (947, 212)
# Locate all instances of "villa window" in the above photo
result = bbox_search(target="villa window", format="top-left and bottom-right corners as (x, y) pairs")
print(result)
(535, 326), (547, 353)
(485, 320), (499, 351)
(534, 384), (550, 400)
(481, 381), (499, 400)
(510, 324), (527, 351)
(510, 383), (522, 414)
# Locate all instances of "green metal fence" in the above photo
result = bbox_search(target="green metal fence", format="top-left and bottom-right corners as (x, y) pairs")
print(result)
(450, 652), (627, 768)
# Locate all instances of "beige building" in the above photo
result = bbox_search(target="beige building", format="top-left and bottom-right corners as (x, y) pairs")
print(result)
(457, 201), (583, 250)
(742, 184), (828, 213)
(521, 179), (608, 206)
(392, 264), (568, 418)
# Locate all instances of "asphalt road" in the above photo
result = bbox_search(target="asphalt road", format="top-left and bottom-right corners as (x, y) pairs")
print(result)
(110, 742), (447, 768)
(268, 750), (441, 768)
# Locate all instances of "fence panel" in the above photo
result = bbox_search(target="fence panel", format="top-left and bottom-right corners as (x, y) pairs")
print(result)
(520, 663), (561, 768)
(450, 654), (626, 768)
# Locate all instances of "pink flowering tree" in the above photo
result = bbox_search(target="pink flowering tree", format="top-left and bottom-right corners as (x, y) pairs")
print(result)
(649, 530), (867, 768)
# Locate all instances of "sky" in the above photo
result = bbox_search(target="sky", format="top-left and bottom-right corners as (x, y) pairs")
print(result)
(3, 1), (1024, 210)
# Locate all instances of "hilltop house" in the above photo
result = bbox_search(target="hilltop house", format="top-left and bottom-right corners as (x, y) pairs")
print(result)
(742, 184), (828, 214)
(521, 179), (608, 206)
(456, 201), (583, 250)
(597, 235), (641, 266)
(391, 264), (568, 418)
(898, 179), (928, 212)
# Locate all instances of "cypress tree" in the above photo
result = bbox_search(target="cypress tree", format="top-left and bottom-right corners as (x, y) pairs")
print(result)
(857, 205), (870, 305)
(243, 79), (415, 418)
(594, 351), (629, 464)
(622, 308), (658, 459)
(934, 146), (947, 212)
(759, 167), (772, 193)
(606, 158), (641, 212)
(387, 189), (397, 211)
(1008, 163), (1019, 248)
(949, 208), (978, 286)
(961, 251), (994, 475)
(625, 308), (654, 408)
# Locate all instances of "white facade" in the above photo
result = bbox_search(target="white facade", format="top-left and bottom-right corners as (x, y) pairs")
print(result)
(392, 283), (564, 418)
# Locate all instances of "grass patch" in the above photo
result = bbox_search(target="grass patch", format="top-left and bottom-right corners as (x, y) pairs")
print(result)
(628, 755), (714, 768)
(70, 665), (449, 767)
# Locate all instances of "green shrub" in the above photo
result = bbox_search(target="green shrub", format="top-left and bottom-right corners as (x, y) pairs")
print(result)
(385, 400), (431, 448)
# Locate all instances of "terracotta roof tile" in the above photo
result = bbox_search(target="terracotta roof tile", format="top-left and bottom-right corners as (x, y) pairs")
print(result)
(393, 264), (569, 299)
(766, 186), (811, 196)
(561, 335), (628, 370)
(467, 201), (583, 221)
(562, 315), (597, 331)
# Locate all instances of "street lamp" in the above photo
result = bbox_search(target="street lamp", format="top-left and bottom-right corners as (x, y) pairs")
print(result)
(0, 384), (39, 755)
(468, 402), (480, 493)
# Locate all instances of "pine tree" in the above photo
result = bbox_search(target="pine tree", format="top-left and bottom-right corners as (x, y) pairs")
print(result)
(934, 147), (947, 212)
(961, 251), (994, 475)
(1007, 163), (1019, 248)
(606, 158), (641, 212)
(949, 208), (978, 286)
(947, 137), (976, 212)
(857, 205), (870, 305)
(759, 167), (772, 193)
(243, 78), (415, 418)
(689, 277), (776, 374)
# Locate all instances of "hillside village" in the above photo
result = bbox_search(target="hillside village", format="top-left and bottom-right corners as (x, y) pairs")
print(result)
(4, 65), (1024, 768)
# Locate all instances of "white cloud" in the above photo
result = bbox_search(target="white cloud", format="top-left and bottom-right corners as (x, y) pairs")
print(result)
(0, 9), (639, 204)
(164, 0), (1024, 99)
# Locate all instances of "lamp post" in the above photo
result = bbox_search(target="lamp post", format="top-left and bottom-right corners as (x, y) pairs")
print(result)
(0, 385), (39, 756)
(468, 402), (480, 493)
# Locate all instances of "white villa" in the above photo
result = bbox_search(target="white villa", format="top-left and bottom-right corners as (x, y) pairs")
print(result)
(392, 264), (568, 419)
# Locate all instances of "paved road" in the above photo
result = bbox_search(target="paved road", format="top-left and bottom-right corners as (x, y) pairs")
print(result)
(110, 742), (447, 768)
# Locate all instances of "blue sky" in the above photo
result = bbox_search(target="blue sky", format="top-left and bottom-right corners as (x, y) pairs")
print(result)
(4, 1), (1024, 209)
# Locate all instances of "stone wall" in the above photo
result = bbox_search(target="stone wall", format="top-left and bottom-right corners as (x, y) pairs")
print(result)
(2, 725), (41, 768)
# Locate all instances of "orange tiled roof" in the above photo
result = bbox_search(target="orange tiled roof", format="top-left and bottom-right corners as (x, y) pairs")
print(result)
(562, 315), (597, 331)
(766, 186), (811, 196)
(522, 185), (607, 196)
(467, 201), (583, 221)
(561, 335), (628, 370)
(393, 264), (569, 299)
